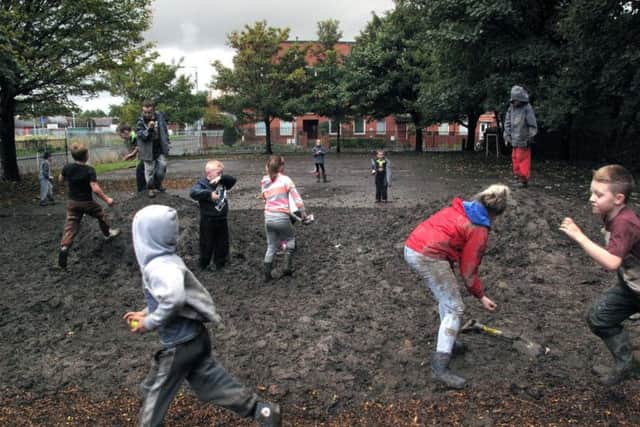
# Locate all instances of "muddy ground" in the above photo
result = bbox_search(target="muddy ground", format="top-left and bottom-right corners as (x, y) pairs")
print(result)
(2, 152), (640, 426)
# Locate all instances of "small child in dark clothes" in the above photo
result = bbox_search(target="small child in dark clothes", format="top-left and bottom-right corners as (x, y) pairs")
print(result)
(124, 204), (280, 427)
(311, 139), (327, 183)
(57, 143), (120, 269)
(118, 123), (146, 194)
(190, 159), (237, 270)
(370, 150), (392, 202)
(39, 151), (55, 206)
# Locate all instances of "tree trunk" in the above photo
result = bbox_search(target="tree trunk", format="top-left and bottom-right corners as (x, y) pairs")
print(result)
(464, 112), (479, 151)
(0, 95), (20, 181)
(412, 112), (423, 152)
(264, 117), (272, 155)
(336, 119), (341, 153)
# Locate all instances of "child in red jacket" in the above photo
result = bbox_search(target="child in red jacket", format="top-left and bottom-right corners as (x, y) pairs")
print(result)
(404, 184), (511, 389)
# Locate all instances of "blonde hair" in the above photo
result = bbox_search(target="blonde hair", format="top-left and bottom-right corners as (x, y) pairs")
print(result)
(205, 159), (224, 171)
(593, 164), (634, 202)
(473, 184), (511, 216)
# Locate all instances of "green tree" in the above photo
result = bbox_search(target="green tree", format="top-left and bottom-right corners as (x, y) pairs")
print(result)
(347, 10), (429, 152)
(212, 21), (308, 154)
(306, 20), (351, 153)
(403, 0), (562, 150)
(104, 55), (207, 128)
(0, 0), (152, 180)
(544, 0), (640, 160)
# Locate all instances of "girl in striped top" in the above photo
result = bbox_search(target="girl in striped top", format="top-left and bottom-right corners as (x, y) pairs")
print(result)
(261, 155), (307, 281)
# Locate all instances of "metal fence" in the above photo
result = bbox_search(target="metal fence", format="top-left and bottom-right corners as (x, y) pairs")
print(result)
(11, 127), (468, 175)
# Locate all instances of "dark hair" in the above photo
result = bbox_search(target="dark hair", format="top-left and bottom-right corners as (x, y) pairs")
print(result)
(266, 155), (283, 181)
(43, 151), (50, 159)
(117, 123), (132, 133)
(593, 164), (635, 202)
(142, 99), (155, 108)
(70, 142), (88, 162)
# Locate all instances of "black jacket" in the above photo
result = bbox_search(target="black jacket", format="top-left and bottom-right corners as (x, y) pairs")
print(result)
(189, 175), (237, 218)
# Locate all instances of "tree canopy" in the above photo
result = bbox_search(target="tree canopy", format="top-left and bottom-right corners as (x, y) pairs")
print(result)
(0, 0), (153, 180)
(104, 53), (207, 128)
(212, 21), (309, 154)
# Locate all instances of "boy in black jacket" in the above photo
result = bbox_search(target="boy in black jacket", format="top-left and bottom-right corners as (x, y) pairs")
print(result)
(190, 160), (236, 270)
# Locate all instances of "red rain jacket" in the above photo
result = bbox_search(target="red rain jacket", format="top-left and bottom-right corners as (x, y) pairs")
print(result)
(405, 198), (489, 298)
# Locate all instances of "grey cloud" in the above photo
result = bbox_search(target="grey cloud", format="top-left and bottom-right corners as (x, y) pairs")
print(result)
(145, 0), (394, 52)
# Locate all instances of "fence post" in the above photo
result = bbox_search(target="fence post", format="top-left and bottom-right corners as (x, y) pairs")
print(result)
(64, 127), (69, 165)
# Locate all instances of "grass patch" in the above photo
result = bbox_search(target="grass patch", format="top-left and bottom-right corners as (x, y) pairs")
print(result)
(94, 160), (137, 174)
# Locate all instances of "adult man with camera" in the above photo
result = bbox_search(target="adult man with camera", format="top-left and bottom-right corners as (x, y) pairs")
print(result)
(136, 99), (170, 197)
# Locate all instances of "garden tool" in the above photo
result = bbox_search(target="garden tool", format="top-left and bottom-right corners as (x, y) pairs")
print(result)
(461, 319), (549, 358)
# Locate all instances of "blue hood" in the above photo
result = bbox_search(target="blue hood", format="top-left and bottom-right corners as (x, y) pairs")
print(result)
(463, 200), (491, 228)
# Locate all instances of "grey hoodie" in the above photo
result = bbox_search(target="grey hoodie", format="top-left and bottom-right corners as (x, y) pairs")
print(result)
(503, 85), (538, 148)
(132, 205), (221, 346)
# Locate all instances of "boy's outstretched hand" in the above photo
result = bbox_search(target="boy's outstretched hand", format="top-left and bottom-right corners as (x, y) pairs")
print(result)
(480, 296), (497, 312)
(123, 311), (147, 333)
(559, 217), (584, 242)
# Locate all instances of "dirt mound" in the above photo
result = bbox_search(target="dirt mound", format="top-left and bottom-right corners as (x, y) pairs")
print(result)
(2, 154), (640, 425)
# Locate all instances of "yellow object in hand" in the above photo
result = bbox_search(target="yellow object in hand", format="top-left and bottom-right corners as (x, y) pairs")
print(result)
(130, 319), (139, 329)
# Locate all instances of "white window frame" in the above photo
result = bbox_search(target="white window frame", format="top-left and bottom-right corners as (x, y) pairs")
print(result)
(255, 122), (266, 136)
(438, 122), (449, 136)
(279, 120), (293, 136)
(353, 118), (366, 135)
(376, 120), (386, 135)
(458, 123), (468, 135)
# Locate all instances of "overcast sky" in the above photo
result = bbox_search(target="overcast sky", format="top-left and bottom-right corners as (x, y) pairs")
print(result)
(75, 0), (395, 112)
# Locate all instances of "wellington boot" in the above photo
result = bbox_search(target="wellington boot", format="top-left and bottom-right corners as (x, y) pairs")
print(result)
(597, 331), (636, 386)
(264, 262), (273, 282)
(282, 252), (293, 276)
(431, 352), (466, 389)
(452, 340), (466, 357)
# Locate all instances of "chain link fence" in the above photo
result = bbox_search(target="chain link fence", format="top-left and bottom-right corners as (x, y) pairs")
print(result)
(12, 126), (467, 175)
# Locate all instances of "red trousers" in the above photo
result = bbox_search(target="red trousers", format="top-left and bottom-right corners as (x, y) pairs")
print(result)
(511, 147), (531, 182)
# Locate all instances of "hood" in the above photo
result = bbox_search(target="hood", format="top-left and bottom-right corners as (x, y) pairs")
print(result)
(460, 199), (491, 228)
(132, 205), (179, 269)
(510, 85), (529, 103)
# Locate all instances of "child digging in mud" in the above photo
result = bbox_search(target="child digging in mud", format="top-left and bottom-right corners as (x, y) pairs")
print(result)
(261, 155), (307, 281)
(124, 204), (281, 427)
(57, 142), (120, 269)
(559, 164), (640, 385)
(404, 184), (510, 388)
(190, 159), (236, 271)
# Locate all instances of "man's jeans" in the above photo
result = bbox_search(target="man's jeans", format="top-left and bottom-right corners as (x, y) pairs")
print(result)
(404, 246), (465, 354)
(143, 154), (167, 189)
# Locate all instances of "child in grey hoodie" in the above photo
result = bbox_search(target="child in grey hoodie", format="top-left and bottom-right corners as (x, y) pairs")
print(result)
(124, 204), (281, 427)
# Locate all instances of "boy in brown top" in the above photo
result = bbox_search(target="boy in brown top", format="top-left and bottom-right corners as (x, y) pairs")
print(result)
(58, 143), (120, 269)
(560, 164), (640, 385)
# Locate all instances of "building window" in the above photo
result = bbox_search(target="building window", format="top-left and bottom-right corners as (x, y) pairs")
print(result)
(329, 120), (339, 135)
(438, 122), (449, 135)
(354, 118), (365, 135)
(255, 122), (266, 136)
(376, 120), (386, 135)
(280, 120), (292, 136)
(459, 123), (468, 135)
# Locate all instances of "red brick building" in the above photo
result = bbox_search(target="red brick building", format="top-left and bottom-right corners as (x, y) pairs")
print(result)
(236, 41), (497, 151)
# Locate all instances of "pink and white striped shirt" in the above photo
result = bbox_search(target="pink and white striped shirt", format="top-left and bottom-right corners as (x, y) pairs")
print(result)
(261, 174), (304, 215)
